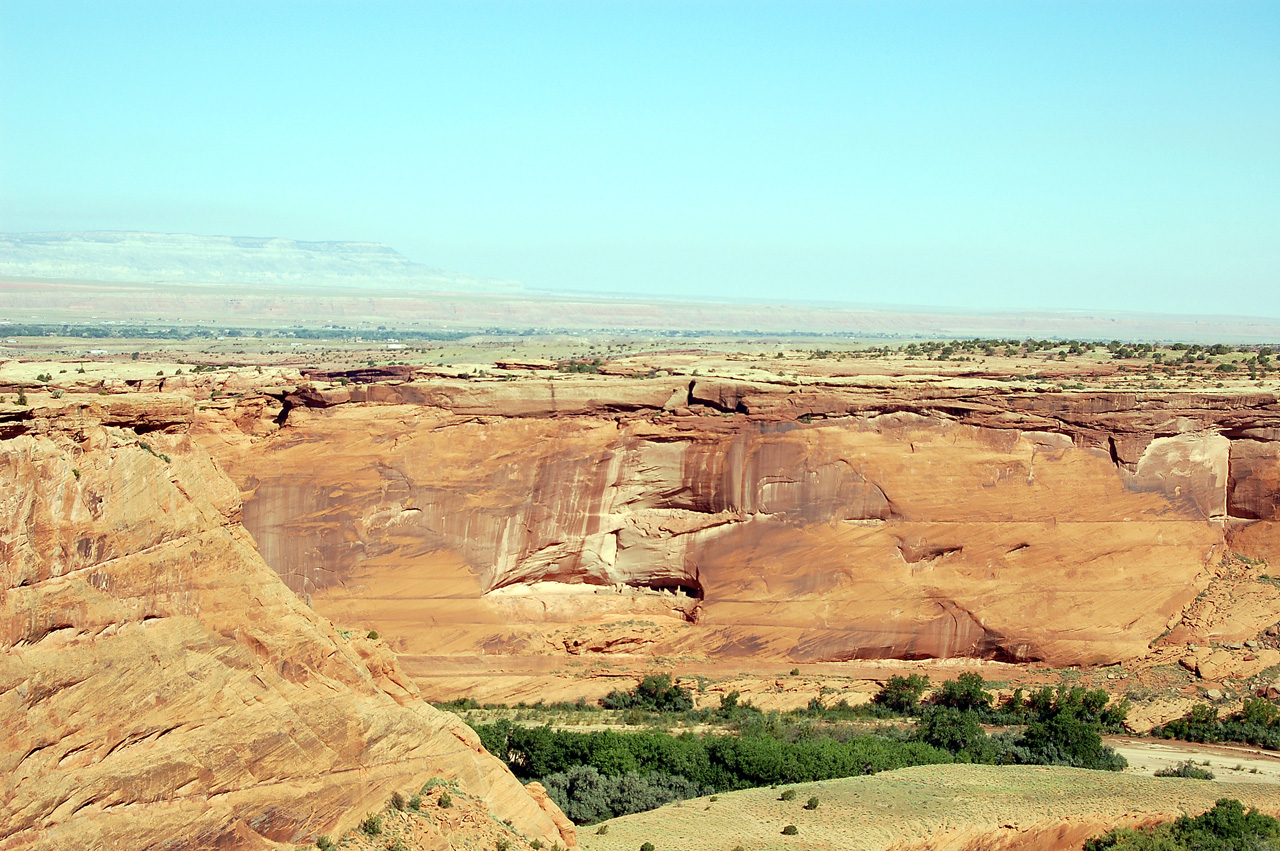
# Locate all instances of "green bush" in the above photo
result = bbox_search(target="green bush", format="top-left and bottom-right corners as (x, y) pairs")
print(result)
(315, 837), (334, 851)
(408, 794), (422, 811)
(914, 707), (987, 756)
(602, 673), (693, 712)
(540, 765), (711, 824)
(472, 683), (1128, 825)
(390, 791), (405, 810)
(439, 791), (452, 808)
(479, 722), (954, 794)
(359, 813), (382, 836)
(873, 674), (930, 714)
(782, 825), (798, 835)
(367, 630), (380, 640)
(1085, 798), (1280, 849)
(1011, 686), (1127, 771)
(1155, 698), (1280, 751)
(779, 789), (796, 801)
(931, 673), (994, 713)
(1019, 702), (1126, 770)
(715, 691), (765, 723)
(804, 796), (819, 810)
(1154, 760), (1215, 780)
(640, 843), (655, 851)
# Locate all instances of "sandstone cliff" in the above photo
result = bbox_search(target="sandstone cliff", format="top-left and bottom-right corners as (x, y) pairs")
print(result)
(0, 395), (572, 850)
(195, 376), (1280, 672)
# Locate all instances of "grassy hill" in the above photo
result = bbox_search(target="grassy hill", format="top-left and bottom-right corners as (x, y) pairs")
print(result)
(576, 764), (1280, 851)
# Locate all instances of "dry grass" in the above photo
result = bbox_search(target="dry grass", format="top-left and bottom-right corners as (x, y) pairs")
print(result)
(577, 764), (1280, 851)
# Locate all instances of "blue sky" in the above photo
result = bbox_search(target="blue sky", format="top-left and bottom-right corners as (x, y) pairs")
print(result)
(1, 1), (1277, 315)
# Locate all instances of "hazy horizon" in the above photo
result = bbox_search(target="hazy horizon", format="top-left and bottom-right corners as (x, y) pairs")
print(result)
(2, 1), (1276, 317)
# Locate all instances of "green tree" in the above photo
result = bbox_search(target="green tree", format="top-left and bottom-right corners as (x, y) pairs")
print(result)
(873, 675), (930, 714)
(914, 707), (987, 757)
(931, 673), (993, 713)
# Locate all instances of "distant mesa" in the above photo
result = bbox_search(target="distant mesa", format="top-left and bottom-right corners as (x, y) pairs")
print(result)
(0, 230), (521, 292)
(3, 231), (1279, 341)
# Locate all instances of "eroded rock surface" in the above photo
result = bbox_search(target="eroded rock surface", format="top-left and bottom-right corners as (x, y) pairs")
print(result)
(195, 378), (1280, 670)
(0, 396), (572, 850)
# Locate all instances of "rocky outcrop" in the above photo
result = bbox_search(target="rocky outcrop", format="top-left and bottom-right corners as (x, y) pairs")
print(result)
(196, 377), (1280, 671)
(0, 396), (572, 850)
(1228, 435), (1280, 520)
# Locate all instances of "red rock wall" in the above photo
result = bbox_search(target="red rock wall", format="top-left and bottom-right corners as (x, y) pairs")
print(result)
(0, 397), (572, 850)
(198, 381), (1280, 669)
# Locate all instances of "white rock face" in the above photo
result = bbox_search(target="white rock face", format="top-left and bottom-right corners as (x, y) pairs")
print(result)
(0, 231), (520, 291)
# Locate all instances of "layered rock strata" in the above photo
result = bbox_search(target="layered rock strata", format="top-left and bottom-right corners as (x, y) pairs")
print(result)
(0, 395), (572, 850)
(197, 378), (1280, 669)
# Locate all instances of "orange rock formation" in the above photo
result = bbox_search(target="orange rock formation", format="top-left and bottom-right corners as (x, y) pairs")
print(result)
(194, 377), (1280, 674)
(0, 395), (573, 850)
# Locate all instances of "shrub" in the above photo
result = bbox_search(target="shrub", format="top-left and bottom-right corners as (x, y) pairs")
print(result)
(1085, 798), (1280, 850)
(439, 791), (452, 808)
(804, 796), (819, 810)
(779, 789), (796, 801)
(1155, 698), (1280, 751)
(359, 813), (382, 836)
(1157, 704), (1221, 743)
(390, 791), (405, 810)
(408, 794), (422, 811)
(541, 765), (711, 824)
(315, 837), (334, 851)
(914, 707), (988, 757)
(495, 840), (510, 851)
(640, 843), (655, 851)
(386, 841), (408, 851)
(367, 630), (380, 640)
(873, 674), (930, 714)
(601, 673), (693, 712)
(715, 691), (764, 722)
(790, 668), (800, 676)
(595, 825), (608, 835)
(1015, 686), (1127, 771)
(530, 842), (543, 850)
(1155, 760), (1215, 780)
(476, 721), (953, 795)
(931, 673), (993, 713)
(1018, 706), (1125, 771)
(782, 825), (798, 835)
